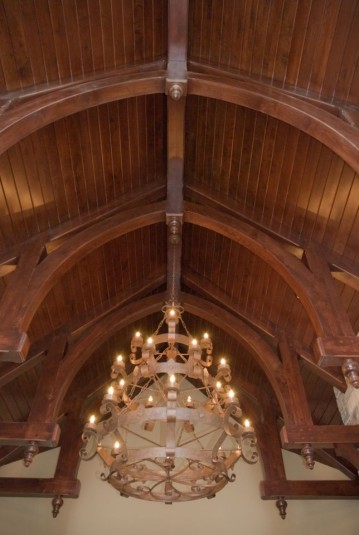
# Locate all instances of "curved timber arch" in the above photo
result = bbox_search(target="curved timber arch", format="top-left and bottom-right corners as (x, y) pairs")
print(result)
(0, 69), (166, 156)
(4, 202), (346, 360)
(0, 69), (358, 175)
(49, 293), (289, 423)
(184, 202), (347, 339)
(17, 203), (166, 335)
(188, 72), (359, 175)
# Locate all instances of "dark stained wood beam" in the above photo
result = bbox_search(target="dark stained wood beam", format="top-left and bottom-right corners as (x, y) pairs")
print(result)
(278, 338), (313, 426)
(0, 238), (45, 362)
(187, 71), (359, 176)
(315, 448), (359, 480)
(0, 271), (165, 389)
(35, 293), (167, 422)
(0, 66), (166, 156)
(0, 202), (166, 361)
(184, 266), (346, 391)
(165, 0), (189, 300)
(335, 444), (359, 471)
(0, 422), (60, 447)
(186, 184), (359, 288)
(314, 337), (359, 367)
(0, 181), (165, 266)
(183, 266), (277, 340)
(0, 352), (47, 389)
(46, 180), (166, 253)
(256, 406), (287, 482)
(27, 336), (67, 424)
(303, 247), (356, 339)
(183, 202), (357, 345)
(261, 480), (359, 500)
(281, 425), (359, 449)
(0, 478), (80, 498)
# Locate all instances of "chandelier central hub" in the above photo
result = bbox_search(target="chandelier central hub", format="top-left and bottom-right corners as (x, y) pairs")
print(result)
(80, 304), (258, 503)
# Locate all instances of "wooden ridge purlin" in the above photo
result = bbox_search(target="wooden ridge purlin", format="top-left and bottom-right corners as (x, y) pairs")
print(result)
(260, 480), (359, 500)
(313, 336), (359, 367)
(280, 425), (359, 449)
(0, 478), (80, 498)
(0, 422), (60, 447)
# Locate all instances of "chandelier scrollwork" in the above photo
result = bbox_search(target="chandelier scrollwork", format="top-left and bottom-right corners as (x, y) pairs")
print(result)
(80, 304), (258, 503)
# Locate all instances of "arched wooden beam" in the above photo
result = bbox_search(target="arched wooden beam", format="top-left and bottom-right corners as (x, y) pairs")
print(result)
(0, 67), (358, 176)
(188, 72), (359, 175)
(0, 68), (166, 156)
(45, 293), (291, 424)
(0, 202), (166, 359)
(184, 202), (351, 340)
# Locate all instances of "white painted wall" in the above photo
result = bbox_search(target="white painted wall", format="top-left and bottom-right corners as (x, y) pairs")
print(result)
(0, 448), (358, 535)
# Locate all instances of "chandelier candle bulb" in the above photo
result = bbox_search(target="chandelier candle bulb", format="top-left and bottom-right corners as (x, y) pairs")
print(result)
(146, 395), (154, 407)
(186, 395), (194, 408)
(111, 441), (121, 456)
(115, 354), (125, 367)
(118, 378), (126, 391)
(244, 419), (251, 428)
(105, 385), (118, 402)
(86, 415), (97, 430)
(218, 358), (229, 370)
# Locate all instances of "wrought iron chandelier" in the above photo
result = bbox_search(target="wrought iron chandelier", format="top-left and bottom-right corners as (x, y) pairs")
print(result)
(80, 302), (258, 503)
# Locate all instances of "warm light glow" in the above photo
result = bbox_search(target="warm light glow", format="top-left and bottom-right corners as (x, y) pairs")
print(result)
(228, 389), (235, 399)
(135, 331), (141, 338)
(191, 338), (198, 346)
(119, 379), (125, 387)
(147, 337), (153, 345)
(108, 386), (114, 395)
(187, 396), (192, 403)
(114, 441), (120, 450)
(89, 415), (96, 424)
(244, 419), (251, 428)
(148, 395), (153, 403)
(169, 308), (176, 316)
(216, 381), (222, 389)
(203, 332), (209, 339)
(169, 374), (176, 385)
(116, 354), (123, 363)
(220, 358), (226, 366)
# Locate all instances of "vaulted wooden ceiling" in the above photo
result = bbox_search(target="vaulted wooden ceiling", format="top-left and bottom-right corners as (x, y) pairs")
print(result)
(0, 0), (359, 515)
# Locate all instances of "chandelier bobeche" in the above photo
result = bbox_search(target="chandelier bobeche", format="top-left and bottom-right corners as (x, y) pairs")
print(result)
(80, 303), (258, 503)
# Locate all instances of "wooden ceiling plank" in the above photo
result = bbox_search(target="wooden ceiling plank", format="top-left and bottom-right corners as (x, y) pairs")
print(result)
(261, 479), (359, 500)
